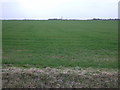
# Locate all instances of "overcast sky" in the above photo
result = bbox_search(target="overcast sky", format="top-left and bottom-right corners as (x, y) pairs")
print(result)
(0, 0), (119, 19)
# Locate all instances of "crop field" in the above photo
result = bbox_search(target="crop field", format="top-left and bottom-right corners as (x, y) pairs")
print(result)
(3, 20), (118, 68)
(2, 20), (118, 88)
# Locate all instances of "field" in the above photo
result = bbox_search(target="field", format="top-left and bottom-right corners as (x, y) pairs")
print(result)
(2, 20), (118, 88)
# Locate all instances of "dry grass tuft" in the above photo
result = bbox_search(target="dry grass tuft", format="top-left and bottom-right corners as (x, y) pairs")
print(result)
(2, 66), (118, 88)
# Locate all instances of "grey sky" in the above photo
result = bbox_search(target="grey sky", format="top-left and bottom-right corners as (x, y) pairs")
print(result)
(0, 0), (119, 19)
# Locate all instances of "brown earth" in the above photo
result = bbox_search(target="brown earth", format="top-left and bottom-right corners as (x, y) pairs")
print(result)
(2, 66), (118, 88)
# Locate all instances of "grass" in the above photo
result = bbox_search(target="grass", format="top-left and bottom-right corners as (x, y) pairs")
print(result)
(2, 20), (118, 69)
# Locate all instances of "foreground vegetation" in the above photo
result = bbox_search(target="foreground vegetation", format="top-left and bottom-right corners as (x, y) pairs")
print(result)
(2, 66), (118, 88)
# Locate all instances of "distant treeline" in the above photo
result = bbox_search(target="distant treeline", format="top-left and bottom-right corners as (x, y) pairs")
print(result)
(92, 18), (120, 20)
(48, 19), (63, 20)
(1, 18), (120, 21)
(48, 18), (120, 21)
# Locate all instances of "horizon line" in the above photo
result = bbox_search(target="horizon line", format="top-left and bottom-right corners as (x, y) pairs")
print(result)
(0, 18), (119, 20)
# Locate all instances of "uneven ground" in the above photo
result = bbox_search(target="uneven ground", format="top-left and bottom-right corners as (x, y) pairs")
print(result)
(2, 20), (118, 88)
(2, 66), (118, 88)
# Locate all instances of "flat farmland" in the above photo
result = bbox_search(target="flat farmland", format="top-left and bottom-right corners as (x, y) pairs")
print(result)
(2, 20), (118, 88)
(2, 20), (118, 68)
